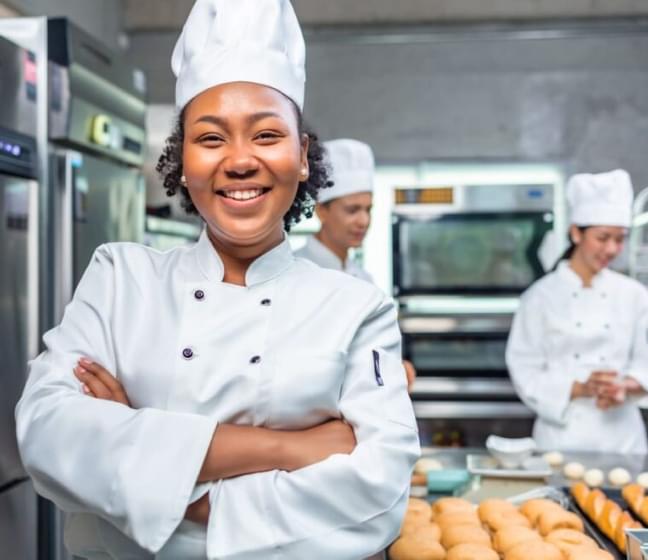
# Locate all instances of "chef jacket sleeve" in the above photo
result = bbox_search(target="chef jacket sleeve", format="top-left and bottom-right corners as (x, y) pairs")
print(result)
(625, 285), (648, 390)
(204, 294), (420, 560)
(15, 245), (217, 553)
(506, 288), (573, 426)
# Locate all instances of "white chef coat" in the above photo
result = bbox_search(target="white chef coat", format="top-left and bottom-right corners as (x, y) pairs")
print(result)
(295, 234), (373, 283)
(16, 230), (420, 560)
(506, 260), (648, 453)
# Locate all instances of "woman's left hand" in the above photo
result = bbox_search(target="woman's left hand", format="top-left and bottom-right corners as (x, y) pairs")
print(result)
(73, 358), (131, 407)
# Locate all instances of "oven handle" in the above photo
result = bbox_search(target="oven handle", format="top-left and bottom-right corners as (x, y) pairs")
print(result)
(400, 316), (512, 335)
(411, 378), (517, 397)
(413, 401), (534, 419)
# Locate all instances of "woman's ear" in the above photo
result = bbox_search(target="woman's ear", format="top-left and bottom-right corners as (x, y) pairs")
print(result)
(569, 224), (582, 245)
(300, 133), (310, 180)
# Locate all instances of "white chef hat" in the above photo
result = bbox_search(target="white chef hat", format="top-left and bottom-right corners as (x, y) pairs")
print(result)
(319, 139), (375, 204)
(171, 0), (306, 110)
(566, 169), (634, 227)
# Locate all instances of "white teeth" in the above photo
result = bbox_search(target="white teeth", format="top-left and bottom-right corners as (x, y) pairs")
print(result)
(222, 189), (263, 201)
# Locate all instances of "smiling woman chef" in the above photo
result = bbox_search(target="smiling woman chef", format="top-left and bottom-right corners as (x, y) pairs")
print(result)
(506, 169), (648, 454)
(15, 1), (420, 558)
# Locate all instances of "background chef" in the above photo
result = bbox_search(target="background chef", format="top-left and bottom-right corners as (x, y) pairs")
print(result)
(506, 169), (648, 453)
(296, 138), (417, 390)
(15, 1), (420, 558)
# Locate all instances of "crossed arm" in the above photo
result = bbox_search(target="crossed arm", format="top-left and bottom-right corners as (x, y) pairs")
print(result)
(73, 358), (357, 524)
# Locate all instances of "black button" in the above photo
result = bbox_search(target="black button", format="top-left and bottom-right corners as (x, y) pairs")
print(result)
(194, 289), (205, 301)
(260, 298), (271, 306)
(182, 347), (194, 360)
(574, 353), (580, 360)
(250, 355), (261, 364)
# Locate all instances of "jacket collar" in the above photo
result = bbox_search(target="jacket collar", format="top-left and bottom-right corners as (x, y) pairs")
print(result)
(195, 228), (294, 286)
(556, 259), (609, 289)
(304, 235), (345, 271)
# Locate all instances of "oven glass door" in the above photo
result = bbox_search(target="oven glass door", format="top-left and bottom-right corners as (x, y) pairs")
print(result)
(405, 333), (508, 378)
(393, 212), (553, 295)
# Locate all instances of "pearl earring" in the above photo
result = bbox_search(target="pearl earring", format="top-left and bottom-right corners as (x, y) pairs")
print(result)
(180, 175), (187, 186)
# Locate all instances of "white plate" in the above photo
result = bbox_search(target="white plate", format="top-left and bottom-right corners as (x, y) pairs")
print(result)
(467, 453), (552, 479)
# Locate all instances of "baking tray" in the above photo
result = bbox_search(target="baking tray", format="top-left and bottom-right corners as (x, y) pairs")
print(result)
(565, 486), (647, 560)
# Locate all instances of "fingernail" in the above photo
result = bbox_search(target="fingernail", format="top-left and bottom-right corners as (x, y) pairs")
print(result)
(81, 383), (90, 394)
(79, 357), (92, 365)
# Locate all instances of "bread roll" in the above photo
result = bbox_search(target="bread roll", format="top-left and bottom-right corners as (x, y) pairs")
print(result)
(477, 498), (517, 522)
(584, 468), (604, 487)
(435, 511), (481, 532)
(585, 489), (606, 520)
(598, 500), (621, 539)
(401, 521), (441, 539)
(622, 483), (644, 511)
(537, 509), (584, 536)
(388, 532), (446, 560)
(566, 548), (614, 560)
(484, 511), (531, 532)
(415, 458), (443, 474)
(519, 499), (563, 526)
(433, 497), (474, 517)
(504, 540), (562, 560)
(492, 525), (541, 553)
(637, 471), (648, 488)
(545, 528), (597, 554)
(542, 451), (564, 467)
(446, 543), (498, 560)
(571, 482), (590, 510)
(609, 467), (631, 486)
(563, 462), (585, 479)
(408, 498), (433, 517)
(400, 509), (434, 536)
(614, 511), (641, 553)
(441, 525), (491, 550)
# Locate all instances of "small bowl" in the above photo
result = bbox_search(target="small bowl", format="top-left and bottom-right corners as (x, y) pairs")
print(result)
(486, 435), (537, 469)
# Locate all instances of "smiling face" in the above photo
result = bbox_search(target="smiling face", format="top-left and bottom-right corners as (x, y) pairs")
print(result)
(571, 224), (627, 274)
(182, 82), (308, 250)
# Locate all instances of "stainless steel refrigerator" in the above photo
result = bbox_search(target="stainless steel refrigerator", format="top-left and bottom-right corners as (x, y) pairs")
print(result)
(0, 34), (40, 560)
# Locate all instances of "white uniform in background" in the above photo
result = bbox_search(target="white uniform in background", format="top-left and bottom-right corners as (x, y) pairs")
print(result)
(296, 235), (373, 282)
(16, 232), (419, 559)
(506, 169), (648, 453)
(295, 139), (375, 283)
(16, 1), (419, 559)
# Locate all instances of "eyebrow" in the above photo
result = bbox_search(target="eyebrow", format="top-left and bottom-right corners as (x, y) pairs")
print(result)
(194, 111), (283, 127)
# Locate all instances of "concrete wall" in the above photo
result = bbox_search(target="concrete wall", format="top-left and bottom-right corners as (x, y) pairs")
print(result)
(128, 23), (648, 191)
(2, 0), (122, 51)
(122, 0), (648, 30)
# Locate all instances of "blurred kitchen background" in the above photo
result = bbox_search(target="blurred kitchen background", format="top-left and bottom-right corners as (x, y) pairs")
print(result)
(2, 1), (648, 558)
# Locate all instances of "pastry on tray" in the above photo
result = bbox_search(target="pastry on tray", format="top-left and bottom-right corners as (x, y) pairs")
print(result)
(446, 543), (499, 560)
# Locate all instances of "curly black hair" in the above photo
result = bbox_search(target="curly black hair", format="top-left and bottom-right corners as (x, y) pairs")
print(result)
(156, 106), (331, 232)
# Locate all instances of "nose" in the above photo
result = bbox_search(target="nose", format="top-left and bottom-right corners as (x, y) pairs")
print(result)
(357, 210), (371, 229)
(606, 238), (624, 257)
(223, 141), (259, 178)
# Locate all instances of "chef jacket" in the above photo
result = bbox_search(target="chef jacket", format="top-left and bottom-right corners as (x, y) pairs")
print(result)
(295, 234), (373, 283)
(506, 261), (648, 453)
(16, 230), (420, 560)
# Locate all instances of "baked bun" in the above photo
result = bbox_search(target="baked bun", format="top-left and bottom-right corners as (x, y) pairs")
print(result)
(477, 499), (517, 522)
(545, 528), (597, 554)
(584, 489), (606, 520)
(446, 543), (498, 560)
(504, 540), (562, 560)
(598, 500), (621, 539)
(622, 483), (644, 511)
(400, 509), (433, 535)
(435, 511), (481, 532)
(433, 497), (474, 517)
(566, 547), (614, 560)
(571, 482), (590, 509)
(483, 511), (531, 532)
(408, 498), (433, 517)
(388, 532), (446, 560)
(441, 525), (491, 550)
(537, 509), (584, 536)
(401, 521), (441, 540)
(519, 499), (563, 526)
(492, 525), (541, 553)
(614, 511), (641, 553)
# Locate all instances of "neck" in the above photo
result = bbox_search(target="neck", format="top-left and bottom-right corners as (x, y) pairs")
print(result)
(207, 226), (284, 286)
(568, 252), (596, 287)
(315, 230), (348, 266)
